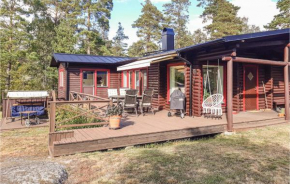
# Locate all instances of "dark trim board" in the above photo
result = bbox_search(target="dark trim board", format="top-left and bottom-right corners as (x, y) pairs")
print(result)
(51, 125), (225, 156)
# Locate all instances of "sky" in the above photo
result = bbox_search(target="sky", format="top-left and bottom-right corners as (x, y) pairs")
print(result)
(108, 0), (279, 47)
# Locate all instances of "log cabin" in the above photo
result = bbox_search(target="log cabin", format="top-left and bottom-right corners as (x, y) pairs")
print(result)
(51, 28), (290, 131)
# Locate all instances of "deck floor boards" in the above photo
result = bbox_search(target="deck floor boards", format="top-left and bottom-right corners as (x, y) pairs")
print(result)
(51, 110), (284, 156)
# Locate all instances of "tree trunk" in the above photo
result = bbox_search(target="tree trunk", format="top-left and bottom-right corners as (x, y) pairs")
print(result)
(87, 7), (91, 55)
(5, 61), (11, 92)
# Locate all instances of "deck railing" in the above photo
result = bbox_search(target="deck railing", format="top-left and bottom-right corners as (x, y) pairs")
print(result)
(49, 99), (111, 132)
(69, 91), (109, 101)
(48, 96), (111, 147)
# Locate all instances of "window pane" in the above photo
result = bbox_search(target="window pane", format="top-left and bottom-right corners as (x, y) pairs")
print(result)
(82, 71), (94, 86)
(202, 65), (223, 99)
(123, 71), (127, 87)
(135, 71), (140, 88)
(129, 71), (132, 88)
(97, 71), (108, 87)
(169, 66), (185, 95)
(143, 70), (147, 89)
(60, 71), (64, 87)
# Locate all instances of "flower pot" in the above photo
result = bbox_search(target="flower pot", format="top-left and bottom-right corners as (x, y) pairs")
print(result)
(109, 115), (121, 130)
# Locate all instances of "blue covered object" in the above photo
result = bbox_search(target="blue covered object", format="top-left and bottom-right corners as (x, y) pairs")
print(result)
(11, 105), (45, 117)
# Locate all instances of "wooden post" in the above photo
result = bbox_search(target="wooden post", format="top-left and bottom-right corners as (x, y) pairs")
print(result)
(51, 90), (56, 101)
(49, 102), (56, 133)
(284, 44), (290, 121)
(227, 59), (234, 131)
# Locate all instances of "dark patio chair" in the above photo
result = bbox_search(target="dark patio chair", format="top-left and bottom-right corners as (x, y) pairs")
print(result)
(123, 89), (138, 117)
(140, 89), (155, 116)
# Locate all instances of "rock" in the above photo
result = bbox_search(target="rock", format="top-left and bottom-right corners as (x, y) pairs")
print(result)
(1, 160), (68, 184)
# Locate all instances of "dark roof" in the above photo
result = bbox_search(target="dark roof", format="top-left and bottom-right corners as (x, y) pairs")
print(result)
(51, 29), (289, 67)
(51, 53), (133, 67)
(177, 28), (290, 52)
(137, 28), (290, 59)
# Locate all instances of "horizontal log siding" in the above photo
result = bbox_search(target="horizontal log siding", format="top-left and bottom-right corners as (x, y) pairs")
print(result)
(185, 66), (190, 115)
(58, 63), (66, 99)
(233, 63), (242, 112)
(159, 63), (168, 110)
(272, 66), (289, 106)
(67, 65), (120, 99)
(258, 65), (273, 110)
(192, 65), (203, 117)
(148, 63), (162, 109)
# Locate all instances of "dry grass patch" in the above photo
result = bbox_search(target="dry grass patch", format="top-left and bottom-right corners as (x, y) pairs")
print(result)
(0, 127), (48, 160)
(0, 124), (289, 184)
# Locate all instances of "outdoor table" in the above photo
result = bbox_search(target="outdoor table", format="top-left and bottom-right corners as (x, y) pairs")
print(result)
(109, 95), (142, 103)
(20, 111), (37, 125)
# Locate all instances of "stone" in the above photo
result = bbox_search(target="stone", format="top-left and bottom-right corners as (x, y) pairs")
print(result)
(1, 160), (68, 184)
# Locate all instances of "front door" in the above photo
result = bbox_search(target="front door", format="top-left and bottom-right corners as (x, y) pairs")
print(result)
(244, 66), (258, 111)
(82, 71), (95, 95)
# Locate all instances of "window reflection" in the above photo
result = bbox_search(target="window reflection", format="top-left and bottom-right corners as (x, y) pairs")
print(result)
(169, 65), (185, 95)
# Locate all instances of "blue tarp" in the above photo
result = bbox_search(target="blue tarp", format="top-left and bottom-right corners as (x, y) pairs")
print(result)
(11, 105), (45, 117)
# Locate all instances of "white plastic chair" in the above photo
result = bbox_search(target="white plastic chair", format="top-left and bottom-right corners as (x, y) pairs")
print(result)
(108, 89), (118, 102)
(202, 94), (223, 117)
(120, 88), (128, 96)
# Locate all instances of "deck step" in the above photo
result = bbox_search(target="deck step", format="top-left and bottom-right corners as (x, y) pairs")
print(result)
(234, 118), (287, 130)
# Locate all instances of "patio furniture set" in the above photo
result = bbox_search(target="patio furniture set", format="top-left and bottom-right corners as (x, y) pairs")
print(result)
(107, 88), (155, 116)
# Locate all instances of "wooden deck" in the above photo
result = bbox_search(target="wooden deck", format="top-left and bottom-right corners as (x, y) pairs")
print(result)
(49, 110), (286, 157)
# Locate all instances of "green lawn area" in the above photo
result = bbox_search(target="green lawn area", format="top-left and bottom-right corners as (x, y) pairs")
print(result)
(1, 124), (289, 184)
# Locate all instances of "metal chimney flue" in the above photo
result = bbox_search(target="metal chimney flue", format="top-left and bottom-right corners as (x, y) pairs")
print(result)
(162, 28), (174, 51)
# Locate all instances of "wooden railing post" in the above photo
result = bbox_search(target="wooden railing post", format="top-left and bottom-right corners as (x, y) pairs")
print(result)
(50, 101), (56, 133)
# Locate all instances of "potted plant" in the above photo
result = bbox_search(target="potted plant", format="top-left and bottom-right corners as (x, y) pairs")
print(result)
(107, 104), (123, 129)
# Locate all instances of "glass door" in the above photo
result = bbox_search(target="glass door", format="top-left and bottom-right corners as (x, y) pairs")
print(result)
(82, 71), (95, 95)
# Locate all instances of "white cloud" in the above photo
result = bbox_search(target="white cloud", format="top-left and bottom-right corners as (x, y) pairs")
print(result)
(188, 15), (210, 32)
(231, 0), (279, 30)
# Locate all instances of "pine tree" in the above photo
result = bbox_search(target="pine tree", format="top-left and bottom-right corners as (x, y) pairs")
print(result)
(264, 0), (290, 30)
(79, 0), (113, 55)
(128, 40), (146, 57)
(241, 17), (260, 34)
(0, 0), (30, 92)
(198, 0), (244, 40)
(111, 22), (129, 56)
(132, 0), (164, 53)
(163, 0), (192, 48)
(192, 29), (208, 44)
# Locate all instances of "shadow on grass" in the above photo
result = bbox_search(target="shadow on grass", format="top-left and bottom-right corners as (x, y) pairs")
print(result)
(114, 135), (290, 184)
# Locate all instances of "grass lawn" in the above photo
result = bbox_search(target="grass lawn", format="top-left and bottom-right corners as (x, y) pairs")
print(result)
(1, 124), (289, 184)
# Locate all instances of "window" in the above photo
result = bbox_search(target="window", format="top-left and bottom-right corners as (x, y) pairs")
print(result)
(142, 70), (147, 90)
(129, 71), (133, 88)
(202, 65), (224, 99)
(82, 71), (94, 86)
(135, 71), (140, 89)
(59, 70), (64, 87)
(123, 71), (128, 87)
(169, 65), (185, 96)
(97, 71), (108, 87)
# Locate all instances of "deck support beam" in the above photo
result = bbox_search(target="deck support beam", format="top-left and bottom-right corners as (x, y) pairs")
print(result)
(284, 44), (290, 121)
(227, 58), (234, 131)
